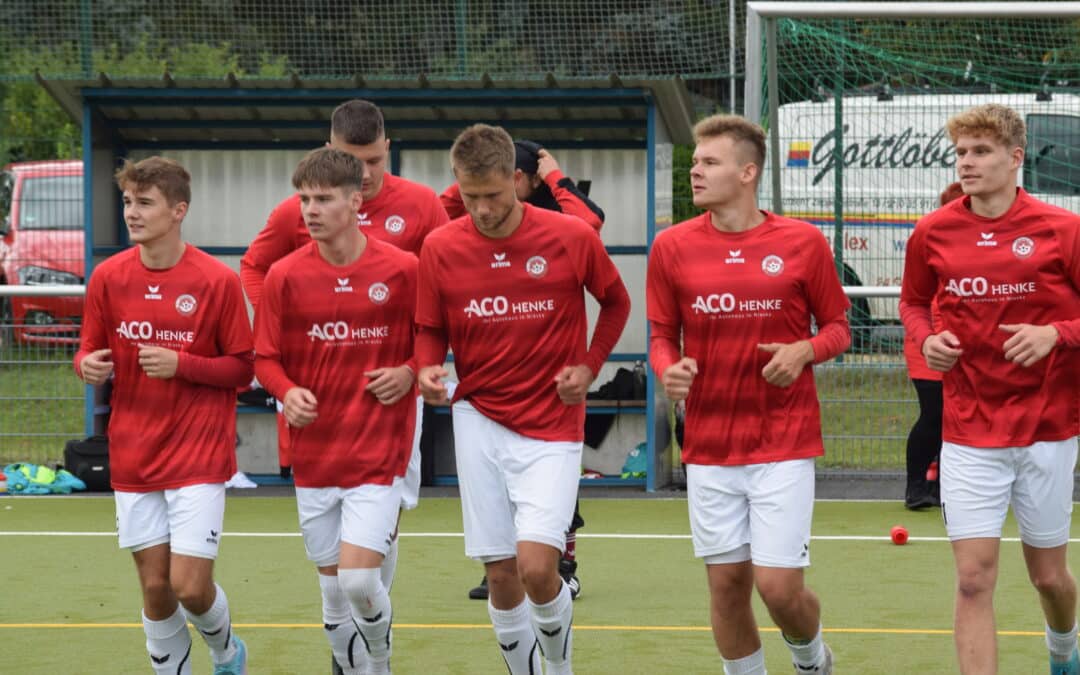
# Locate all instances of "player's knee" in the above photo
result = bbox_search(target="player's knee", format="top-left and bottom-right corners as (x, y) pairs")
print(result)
(337, 567), (384, 608)
(516, 557), (557, 593)
(955, 565), (996, 599)
(1029, 566), (1075, 599)
(140, 574), (173, 604)
(756, 577), (802, 613)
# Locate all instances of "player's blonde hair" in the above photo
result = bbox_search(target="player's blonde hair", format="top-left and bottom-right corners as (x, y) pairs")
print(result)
(291, 147), (364, 192)
(114, 157), (191, 206)
(451, 124), (515, 178)
(693, 114), (767, 174)
(946, 104), (1026, 149)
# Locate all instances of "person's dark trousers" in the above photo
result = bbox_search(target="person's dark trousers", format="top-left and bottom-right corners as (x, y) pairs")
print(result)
(906, 378), (943, 510)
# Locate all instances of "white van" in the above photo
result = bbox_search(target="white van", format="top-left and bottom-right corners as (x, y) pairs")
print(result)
(760, 92), (1080, 321)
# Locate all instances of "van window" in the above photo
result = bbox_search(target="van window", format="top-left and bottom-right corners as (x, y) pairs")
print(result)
(1025, 114), (1080, 196)
(18, 175), (83, 230)
(0, 172), (13, 229)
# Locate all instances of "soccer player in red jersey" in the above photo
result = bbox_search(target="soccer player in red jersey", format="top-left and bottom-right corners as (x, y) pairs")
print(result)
(415, 124), (630, 675)
(646, 115), (850, 675)
(440, 140), (605, 232)
(75, 157), (253, 675)
(253, 148), (418, 675)
(241, 100), (447, 607)
(900, 104), (1080, 675)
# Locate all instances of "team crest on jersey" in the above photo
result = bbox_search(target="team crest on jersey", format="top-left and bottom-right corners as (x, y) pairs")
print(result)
(175, 294), (197, 316)
(384, 215), (405, 235)
(1012, 236), (1035, 259)
(761, 254), (784, 277)
(368, 282), (390, 305)
(526, 255), (548, 279)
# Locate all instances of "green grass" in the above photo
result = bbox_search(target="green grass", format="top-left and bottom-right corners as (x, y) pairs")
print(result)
(0, 496), (1073, 673)
(0, 343), (84, 464)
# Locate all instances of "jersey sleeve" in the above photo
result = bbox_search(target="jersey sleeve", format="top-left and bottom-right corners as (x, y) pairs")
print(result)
(439, 183), (467, 220)
(174, 271), (254, 388)
(804, 231), (851, 362)
(74, 265), (110, 377)
(240, 196), (299, 308)
(252, 267), (296, 400)
(415, 239), (446, 330)
(645, 236), (683, 376)
(544, 169), (604, 231)
(900, 220), (939, 349)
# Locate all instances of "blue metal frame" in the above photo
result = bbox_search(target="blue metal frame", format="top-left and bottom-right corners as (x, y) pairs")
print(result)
(79, 84), (660, 488)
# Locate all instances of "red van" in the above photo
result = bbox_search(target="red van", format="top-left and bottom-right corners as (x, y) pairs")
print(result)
(0, 160), (84, 346)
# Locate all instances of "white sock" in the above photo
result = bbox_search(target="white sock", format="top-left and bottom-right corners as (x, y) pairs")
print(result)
(143, 608), (193, 674)
(784, 625), (826, 672)
(320, 573), (365, 674)
(380, 535), (399, 592)
(1047, 622), (1078, 662)
(489, 600), (541, 675)
(529, 581), (574, 671)
(339, 567), (393, 671)
(183, 583), (237, 665)
(724, 646), (767, 675)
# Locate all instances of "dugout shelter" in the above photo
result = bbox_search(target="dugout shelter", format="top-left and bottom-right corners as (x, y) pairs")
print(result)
(40, 74), (695, 491)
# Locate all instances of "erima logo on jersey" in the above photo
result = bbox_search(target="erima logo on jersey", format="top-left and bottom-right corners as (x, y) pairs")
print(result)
(725, 249), (745, 264)
(144, 284), (162, 300)
(335, 278), (353, 293)
(115, 320), (194, 344)
(357, 212), (371, 226)
(977, 232), (998, 247)
(944, 276), (1037, 298)
(463, 296), (556, 318)
(306, 321), (390, 342)
(491, 252), (511, 269)
(692, 294), (784, 315)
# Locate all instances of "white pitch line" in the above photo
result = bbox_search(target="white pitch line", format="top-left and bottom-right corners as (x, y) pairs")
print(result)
(0, 531), (1066, 543)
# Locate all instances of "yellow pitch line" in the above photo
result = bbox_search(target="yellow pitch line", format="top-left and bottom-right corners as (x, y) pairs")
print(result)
(0, 623), (1044, 636)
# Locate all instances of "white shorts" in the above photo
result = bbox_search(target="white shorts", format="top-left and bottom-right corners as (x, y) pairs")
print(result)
(686, 459), (815, 568)
(400, 395), (424, 511)
(296, 480), (404, 567)
(114, 483), (226, 560)
(452, 400), (581, 560)
(941, 437), (1078, 547)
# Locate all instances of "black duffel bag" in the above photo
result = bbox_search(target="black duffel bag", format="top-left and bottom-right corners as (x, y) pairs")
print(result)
(63, 435), (111, 491)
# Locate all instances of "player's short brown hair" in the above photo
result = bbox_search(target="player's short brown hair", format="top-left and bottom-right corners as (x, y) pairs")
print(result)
(114, 156), (191, 206)
(946, 104), (1026, 149)
(331, 99), (385, 146)
(291, 147), (364, 192)
(693, 114), (767, 173)
(450, 124), (515, 178)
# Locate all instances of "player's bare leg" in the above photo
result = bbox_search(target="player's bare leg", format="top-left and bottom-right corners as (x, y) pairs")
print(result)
(951, 537), (1000, 674)
(1024, 543), (1080, 669)
(756, 566), (831, 673)
(707, 562), (761, 659)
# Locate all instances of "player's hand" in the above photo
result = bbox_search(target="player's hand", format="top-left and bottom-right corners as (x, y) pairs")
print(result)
(79, 348), (114, 385)
(282, 386), (318, 428)
(536, 149), (560, 180)
(662, 357), (698, 402)
(553, 364), (594, 405)
(758, 340), (814, 388)
(137, 345), (179, 379)
(922, 331), (963, 372)
(418, 365), (450, 405)
(365, 365), (415, 406)
(1000, 323), (1059, 367)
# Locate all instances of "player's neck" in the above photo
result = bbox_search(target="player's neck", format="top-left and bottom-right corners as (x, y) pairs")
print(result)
(707, 200), (765, 233)
(317, 228), (367, 267)
(138, 237), (185, 270)
(474, 202), (525, 240)
(967, 185), (1018, 220)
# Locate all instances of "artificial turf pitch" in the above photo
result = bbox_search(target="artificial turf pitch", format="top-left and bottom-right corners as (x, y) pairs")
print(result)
(0, 495), (1073, 673)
